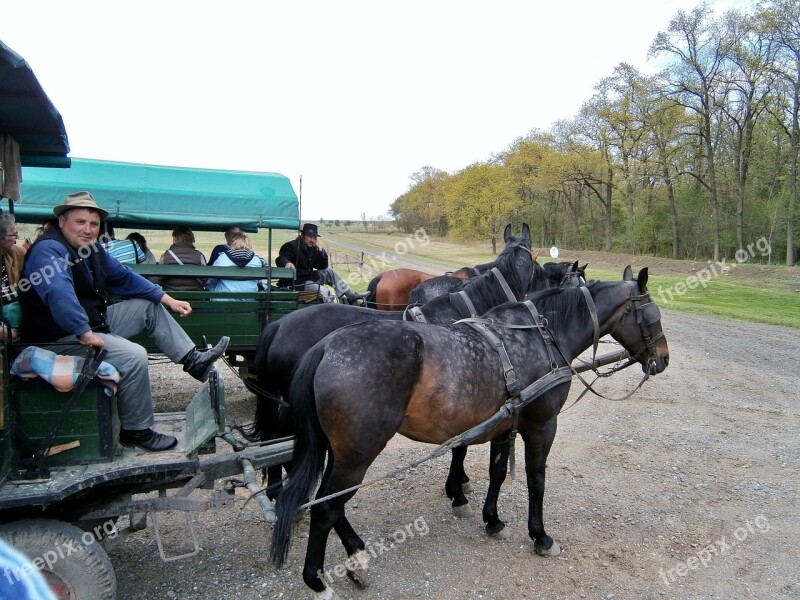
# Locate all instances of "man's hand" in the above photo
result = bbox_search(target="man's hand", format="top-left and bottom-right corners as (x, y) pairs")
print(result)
(284, 262), (295, 269)
(162, 294), (192, 316)
(78, 331), (105, 349)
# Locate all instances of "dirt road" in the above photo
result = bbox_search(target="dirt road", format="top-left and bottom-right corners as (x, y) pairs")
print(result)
(107, 307), (798, 600)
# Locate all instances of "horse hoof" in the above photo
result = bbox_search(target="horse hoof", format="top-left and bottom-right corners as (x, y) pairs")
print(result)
(490, 526), (511, 541)
(452, 504), (474, 519)
(461, 482), (473, 494)
(535, 540), (561, 557)
(345, 550), (370, 588)
(312, 586), (341, 600)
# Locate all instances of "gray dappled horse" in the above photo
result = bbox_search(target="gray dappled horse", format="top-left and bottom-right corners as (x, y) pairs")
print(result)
(271, 267), (669, 599)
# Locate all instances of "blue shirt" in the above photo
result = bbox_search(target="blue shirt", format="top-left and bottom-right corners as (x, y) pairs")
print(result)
(23, 238), (164, 337)
(103, 238), (145, 264)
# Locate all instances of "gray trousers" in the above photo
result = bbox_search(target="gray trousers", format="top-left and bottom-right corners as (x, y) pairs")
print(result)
(301, 268), (354, 302)
(56, 299), (196, 430)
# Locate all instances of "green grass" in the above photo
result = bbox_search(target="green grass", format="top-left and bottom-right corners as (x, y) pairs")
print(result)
(584, 267), (800, 329)
(646, 275), (800, 329)
(16, 224), (798, 329)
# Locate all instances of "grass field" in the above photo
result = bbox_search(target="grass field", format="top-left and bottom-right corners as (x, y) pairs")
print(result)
(15, 224), (798, 329)
(323, 230), (800, 330)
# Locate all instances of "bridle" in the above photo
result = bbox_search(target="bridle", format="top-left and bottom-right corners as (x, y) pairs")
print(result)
(605, 281), (664, 374)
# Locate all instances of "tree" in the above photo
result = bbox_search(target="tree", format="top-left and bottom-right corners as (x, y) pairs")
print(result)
(643, 86), (694, 258)
(390, 166), (450, 236)
(757, 0), (800, 265)
(444, 162), (521, 254)
(650, 3), (731, 261)
(721, 7), (776, 254)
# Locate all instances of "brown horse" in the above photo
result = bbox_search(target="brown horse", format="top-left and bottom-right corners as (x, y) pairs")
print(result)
(364, 268), (434, 310)
(364, 224), (526, 310)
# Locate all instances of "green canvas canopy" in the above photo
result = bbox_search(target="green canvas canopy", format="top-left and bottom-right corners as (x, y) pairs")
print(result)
(0, 40), (70, 168)
(14, 157), (300, 232)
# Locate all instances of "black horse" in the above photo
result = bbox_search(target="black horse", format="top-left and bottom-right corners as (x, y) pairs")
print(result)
(270, 268), (669, 598)
(409, 259), (586, 306)
(250, 224), (537, 500)
(442, 257), (589, 516)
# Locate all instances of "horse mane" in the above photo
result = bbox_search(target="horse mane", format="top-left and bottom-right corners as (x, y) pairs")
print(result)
(473, 260), (494, 273)
(449, 241), (532, 315)
(520, 279), (616, 345)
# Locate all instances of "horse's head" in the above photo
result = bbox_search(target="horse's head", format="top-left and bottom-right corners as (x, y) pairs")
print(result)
(606, 266), (670, 375)
(503, 223), (532, 250)
(566, 261), (588, 287)
(496, 224), (536, 300)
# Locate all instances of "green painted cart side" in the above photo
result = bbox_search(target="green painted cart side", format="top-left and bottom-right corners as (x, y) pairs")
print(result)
(1, 44), (304, 593)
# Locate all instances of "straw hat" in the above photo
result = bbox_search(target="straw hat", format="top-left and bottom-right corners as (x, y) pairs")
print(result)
(53, 191), (109, 220)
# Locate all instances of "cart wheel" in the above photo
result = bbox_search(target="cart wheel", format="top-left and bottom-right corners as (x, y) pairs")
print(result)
(0, 519), (116, 600)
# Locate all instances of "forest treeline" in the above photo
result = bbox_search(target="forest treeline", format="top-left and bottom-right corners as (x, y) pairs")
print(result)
(390, 0), (799, 264)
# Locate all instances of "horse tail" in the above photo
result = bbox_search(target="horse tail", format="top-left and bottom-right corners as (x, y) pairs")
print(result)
(246, 321), (281, 441)
(270, 342), (329, 568)
(365, 273), (382, 307)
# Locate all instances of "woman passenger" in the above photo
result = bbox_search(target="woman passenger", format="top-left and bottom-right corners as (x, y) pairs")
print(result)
(208, 231), (266, 299)
(154, 225), (207, 291)
(0, 214), (25, 341)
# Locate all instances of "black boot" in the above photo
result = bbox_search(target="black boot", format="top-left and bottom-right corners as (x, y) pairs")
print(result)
(181, 336), (230, 382)
(120, 428), (178, 452)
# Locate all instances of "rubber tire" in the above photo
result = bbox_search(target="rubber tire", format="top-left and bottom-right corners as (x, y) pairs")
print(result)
(0, 519), (117, 600)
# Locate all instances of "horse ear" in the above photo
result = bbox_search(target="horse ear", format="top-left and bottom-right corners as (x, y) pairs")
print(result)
(637, 267), (649, 293)
(532, 249), (541, 262)
(623, 265), (633, 281)
(581, 262), (588, 272)
(521, 223), (532, 246)
(503, 224), (512, 244)
(571, 260), (578, 271)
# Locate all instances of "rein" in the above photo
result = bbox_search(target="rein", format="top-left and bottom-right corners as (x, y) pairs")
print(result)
(290, 282), (663, 511)
(221, 356), (290, 408)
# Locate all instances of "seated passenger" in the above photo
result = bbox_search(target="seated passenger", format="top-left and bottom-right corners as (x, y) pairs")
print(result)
(208, 232), (266, 299)
(102, 224), (146, 264)
(127, 232), (158, 264)
(208, 225), (241, 266)
(23, 217), (58, 251)
(0, 213), (24, 342)
(275, 222), (366, 304)
(19, 192), (229, 452)
(154, 225), (207, 291)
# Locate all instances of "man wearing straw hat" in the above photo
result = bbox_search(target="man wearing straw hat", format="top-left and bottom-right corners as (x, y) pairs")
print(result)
(18, 191), (229, 452)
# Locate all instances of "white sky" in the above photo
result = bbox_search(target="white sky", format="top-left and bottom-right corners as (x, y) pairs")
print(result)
(3, 0), (751, 221)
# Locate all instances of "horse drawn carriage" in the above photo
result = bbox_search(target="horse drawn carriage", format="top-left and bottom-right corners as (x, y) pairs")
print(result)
(1, 72), (307, 597)
(1, 39), (670, 600)
(0, 40), (358, 598)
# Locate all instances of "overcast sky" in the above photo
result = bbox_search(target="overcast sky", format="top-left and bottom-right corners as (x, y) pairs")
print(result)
(4, 0), (751, 221)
